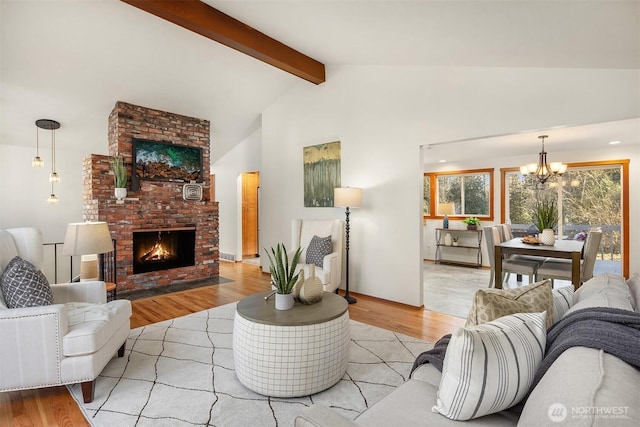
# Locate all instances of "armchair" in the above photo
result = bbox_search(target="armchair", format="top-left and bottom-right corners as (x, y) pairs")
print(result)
(291, 219), (344, 293)
(0, 228), (131, 403)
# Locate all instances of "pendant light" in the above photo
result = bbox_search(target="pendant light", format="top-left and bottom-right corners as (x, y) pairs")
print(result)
(47, 182), (59, 205)
(32, 126), (44, 168)
(519, 135), (567, 184)
(36, 119), (61, 203)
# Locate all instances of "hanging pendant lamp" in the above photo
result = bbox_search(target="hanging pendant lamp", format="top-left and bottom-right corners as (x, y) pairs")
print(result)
(32, 126), (44, 168)
(36, 119), (61, 203)
(519, 135), (567, 184)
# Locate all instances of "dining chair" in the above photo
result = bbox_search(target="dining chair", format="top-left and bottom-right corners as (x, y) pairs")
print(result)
(484, 226), (540, 287)
(500, 223), (513, 241)
(536, 230), (602, 286)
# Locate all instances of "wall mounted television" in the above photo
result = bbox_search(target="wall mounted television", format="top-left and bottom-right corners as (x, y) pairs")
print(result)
(131, 138), (203, 190)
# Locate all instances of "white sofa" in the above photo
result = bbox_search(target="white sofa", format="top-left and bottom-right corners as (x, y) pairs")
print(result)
(0, 228), (131, 403)
(291, 219), (344, 293)
(295, 273), (640, 426)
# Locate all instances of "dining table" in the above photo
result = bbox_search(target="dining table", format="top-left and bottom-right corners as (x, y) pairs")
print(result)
(495, 238), (585, 289)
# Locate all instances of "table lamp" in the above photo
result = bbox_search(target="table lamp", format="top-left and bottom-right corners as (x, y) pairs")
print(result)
(440, 203), (455, 229)
(63, 221), (114, 281)
(334, 187), (363, 304)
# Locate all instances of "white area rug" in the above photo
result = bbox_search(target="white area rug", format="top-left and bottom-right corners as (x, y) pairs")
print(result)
(69, 302), (434, 426)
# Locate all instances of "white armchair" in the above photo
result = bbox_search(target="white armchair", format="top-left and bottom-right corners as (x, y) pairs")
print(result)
(291, 219), (344, 293)
(0, 228), (131, 403)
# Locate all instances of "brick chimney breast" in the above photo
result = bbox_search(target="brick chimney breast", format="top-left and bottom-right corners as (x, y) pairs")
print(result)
(83, 101), (218, 292)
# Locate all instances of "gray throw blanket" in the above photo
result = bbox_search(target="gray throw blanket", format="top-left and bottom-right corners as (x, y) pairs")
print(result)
(410, 307), (640, 382)
(531, 306), (640, 389)
(410, 334), (451, 377)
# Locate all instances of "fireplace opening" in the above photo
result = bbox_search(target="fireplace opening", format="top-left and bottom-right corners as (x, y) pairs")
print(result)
(133, 228), (196, 274)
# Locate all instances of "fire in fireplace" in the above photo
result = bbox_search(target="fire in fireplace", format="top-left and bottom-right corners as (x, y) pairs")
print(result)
(133, 228), (196, 274)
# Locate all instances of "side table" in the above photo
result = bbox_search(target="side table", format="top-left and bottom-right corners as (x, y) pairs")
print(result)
(233, 291), (350, 397)
(105, 282), (117, 301)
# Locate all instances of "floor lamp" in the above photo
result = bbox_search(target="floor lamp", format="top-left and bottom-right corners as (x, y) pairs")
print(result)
(63, 222), (114, 281)
(334, 187), (362, 304)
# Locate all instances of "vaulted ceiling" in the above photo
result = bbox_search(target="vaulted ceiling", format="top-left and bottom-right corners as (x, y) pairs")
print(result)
(1, 0), (638, 163)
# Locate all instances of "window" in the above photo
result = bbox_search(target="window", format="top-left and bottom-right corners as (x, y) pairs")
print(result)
(424, 168), (494, 220)
(423, 176), (430, 216)
(501, 160), (629, 277)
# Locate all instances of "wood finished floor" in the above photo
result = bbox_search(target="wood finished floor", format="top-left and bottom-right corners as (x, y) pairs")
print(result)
(0, 262), (464, 427)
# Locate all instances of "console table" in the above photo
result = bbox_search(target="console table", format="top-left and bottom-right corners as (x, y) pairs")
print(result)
(233, 291), (350, 397)
(435, 228), (483, 268)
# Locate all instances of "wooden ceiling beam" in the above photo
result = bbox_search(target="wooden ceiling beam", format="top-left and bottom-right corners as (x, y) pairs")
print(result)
(120, 0), (325, 84)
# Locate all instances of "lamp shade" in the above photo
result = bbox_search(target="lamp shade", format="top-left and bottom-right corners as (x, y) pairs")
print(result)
(439, 203), (455, 215)
(62, 222), (114, 256)
(334, 187), (362, 208)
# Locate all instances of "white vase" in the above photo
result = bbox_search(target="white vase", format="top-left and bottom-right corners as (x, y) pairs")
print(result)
(114, 187), (127, 201)
(299, 264), (324, 305)
(275, 293), (294, 310)
(444, 233), (452, 246)
(292, 270), (305, 301)
(540, 229), (556, 245)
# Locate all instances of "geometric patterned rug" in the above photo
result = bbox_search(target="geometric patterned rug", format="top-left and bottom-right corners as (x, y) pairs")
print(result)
(68, 302), (434, 426)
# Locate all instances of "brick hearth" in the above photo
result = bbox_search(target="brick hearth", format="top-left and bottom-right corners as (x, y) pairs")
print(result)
(82, 101), (219, 292)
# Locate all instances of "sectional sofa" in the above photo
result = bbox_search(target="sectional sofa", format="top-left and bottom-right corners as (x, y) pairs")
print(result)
(295, 273), (640, 427)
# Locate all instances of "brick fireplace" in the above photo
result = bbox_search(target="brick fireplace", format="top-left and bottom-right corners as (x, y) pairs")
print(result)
(82, 101), (219, 293)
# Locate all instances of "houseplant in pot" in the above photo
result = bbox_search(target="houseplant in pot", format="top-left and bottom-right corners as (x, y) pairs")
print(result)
(110, 154), (127, 200)
(265, 243), (302, 310)
(463, 217), (481, 230)
(535, 199), (558, 245)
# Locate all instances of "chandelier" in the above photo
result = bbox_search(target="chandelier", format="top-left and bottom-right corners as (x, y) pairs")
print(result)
(520, 135), (567, 184)
(34, 119), (61, 204)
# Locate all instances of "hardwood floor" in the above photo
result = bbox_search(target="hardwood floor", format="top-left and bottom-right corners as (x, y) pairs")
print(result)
(0, 262), (464, 426)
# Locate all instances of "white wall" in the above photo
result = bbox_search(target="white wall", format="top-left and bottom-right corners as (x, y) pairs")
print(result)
(261, 65), (639, 307)
(0, 144), (87, 243)
(212, 126), (262, 261)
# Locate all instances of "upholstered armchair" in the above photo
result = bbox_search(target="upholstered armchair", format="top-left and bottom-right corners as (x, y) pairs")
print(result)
(0, 228), (131, 403)
(291, 219), (344, 293)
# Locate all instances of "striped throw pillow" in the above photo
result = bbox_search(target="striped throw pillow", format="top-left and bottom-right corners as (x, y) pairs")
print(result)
(433, 312), (547, 421)
(551, 286), (574, 324)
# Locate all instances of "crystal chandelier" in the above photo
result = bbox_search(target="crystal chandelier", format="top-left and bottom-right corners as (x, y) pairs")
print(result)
(520, 135), (567, 184)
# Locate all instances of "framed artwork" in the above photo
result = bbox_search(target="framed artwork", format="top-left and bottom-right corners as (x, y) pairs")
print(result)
(303, 141), (341, 207)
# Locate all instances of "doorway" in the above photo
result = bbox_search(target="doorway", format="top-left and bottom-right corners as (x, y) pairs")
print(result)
(241, 171), (260, 258)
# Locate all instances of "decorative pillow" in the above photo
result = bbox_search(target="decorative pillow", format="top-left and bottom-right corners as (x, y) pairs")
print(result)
(551, 286), (574, 324)
(433, 312), (547, 421)
(0, 278), (7, 309)
(575, 273), (630, 302)
(627, 274), (640, 312)
(305, 235), (332, 268)
(0, 256), (53, 308)
(466, 279), (553, 328)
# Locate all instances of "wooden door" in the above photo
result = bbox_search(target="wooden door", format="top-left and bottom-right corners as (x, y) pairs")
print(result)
(242, 172), (260, 258)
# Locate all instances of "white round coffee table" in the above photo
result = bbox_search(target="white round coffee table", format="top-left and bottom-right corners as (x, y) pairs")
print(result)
(233, 291), (350, 397)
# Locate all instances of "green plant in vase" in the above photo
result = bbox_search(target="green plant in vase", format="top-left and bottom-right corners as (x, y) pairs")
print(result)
(265, 243), (302, 294)
(110, 154), (128, 201)
(265, 243), (302, 310)
(110, 154), (127, 188)
(463, 217), (481, 230)
(534, 199), (558, 245)
(534, 199), (558, 232)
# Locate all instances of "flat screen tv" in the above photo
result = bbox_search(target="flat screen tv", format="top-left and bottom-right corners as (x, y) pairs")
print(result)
(131, 138), (203, 190)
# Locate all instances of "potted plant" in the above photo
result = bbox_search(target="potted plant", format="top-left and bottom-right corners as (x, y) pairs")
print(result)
(110, 154), (127, 201)
(463, 217), (481, 230)
(265, 243), (302, 310)
(452, 236), (459, 246)
(534, 199), (558, 245)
